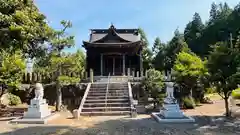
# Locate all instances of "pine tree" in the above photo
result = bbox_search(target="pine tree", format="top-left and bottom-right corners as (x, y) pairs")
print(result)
(138, 28), (153, 69)
(184, 12), (204, 56)
(210, 2), (218, 22)
(50, 20), (75, 111)
(152, 37), (163, 55)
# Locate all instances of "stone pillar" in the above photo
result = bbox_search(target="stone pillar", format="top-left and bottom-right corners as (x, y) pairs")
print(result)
(113, 57), (115, 76)
(100, 54), (103, 76)
(145, 70), (148, 78)
(127, 68), (130, 77)
(123, 54), (125, 76)
(132, 70), (135, 77)
(90, 69), (93, 83)
(139, 51), (143, 77)
(85, 71), (88, 79)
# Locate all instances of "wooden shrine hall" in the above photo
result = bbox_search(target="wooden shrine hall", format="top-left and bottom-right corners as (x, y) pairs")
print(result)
(83, 24), (144, 76)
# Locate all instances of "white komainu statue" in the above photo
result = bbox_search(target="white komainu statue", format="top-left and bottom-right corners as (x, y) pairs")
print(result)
(34, 83), (44, 100)
(165, 82), (174, 99)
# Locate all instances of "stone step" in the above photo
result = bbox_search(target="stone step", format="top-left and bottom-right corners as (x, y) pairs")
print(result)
(90, 87), (128, 90)
(80, 111), (131, 116)
(85, 98), (129, 103)
(87, 93), (128, 97)
(88, 91), (128, 95)
(82, 107), (131, 112)
(87, 95), (128, 99)
(89, 90), (128, 93)
(83, 102), (130, 107)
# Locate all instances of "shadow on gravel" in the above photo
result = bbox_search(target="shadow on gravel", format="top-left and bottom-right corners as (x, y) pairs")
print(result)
(1, 115), (240, 135)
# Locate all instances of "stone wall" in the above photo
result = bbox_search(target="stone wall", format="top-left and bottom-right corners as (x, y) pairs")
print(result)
(11, 83), (87, 108)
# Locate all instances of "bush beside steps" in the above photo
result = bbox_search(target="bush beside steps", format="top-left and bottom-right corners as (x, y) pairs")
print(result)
(0, 93), (22, 106)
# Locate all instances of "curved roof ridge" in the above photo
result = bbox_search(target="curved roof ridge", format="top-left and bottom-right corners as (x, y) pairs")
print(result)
(91, 27), (132, 43)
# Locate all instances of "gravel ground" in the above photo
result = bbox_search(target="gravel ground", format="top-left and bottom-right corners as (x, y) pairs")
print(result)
(0, 100), (240, 135)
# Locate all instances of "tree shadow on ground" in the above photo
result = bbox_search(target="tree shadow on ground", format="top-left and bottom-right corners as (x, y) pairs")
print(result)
(0, 115), (240, 135)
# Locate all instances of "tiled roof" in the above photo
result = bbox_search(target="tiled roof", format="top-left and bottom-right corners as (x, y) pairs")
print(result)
(88, 25), (140, 43)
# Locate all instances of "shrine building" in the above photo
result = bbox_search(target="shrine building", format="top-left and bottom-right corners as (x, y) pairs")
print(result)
(83, 24), (144, 76)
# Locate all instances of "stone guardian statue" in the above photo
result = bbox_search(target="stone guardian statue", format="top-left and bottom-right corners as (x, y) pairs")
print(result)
(34, 83), (44, 100)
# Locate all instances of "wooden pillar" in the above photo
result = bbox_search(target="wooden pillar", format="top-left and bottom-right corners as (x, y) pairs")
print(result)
(122, 54), (125, 76)
(113, 57), (115, 76)
(139, 51), (143, 77)
(100, 54), (103, 76)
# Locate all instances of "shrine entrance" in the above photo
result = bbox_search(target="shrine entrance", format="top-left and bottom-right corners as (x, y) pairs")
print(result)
(103, 55), (123, 76)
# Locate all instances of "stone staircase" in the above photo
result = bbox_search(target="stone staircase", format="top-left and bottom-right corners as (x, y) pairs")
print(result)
(80, 82), (131, 116)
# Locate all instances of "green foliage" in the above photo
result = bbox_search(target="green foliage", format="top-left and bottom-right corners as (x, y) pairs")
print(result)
(184, 12), (204, 56)
(173, 50), (208, 94)
(141, 69), (164, 105)
(232, 88), (240, 99)
(0, 0), (53, 57)
(57, 76), (80, 86)
(0, 50), (25, 88)
(206, 87), (217, 94)
(183, 2), (238, 57)
(8, 93), (22, 106)
(138, 28), (153, 69)
(157, 29), (188, 71)
(33, 21), (85, 85)
(182, 97), (196, 109)
(152, 37), (165, 55)
(207, 41), (240, 116)
(207, 42), (240, 98)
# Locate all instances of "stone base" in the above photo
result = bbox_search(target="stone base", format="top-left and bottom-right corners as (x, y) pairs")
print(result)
(160, 104), (184, 118)
(23, 99), (51, 119)
(9, 113), (59, 124)
(151, 112), (195, 123)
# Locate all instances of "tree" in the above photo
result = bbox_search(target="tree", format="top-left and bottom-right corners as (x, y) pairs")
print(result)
(0, 0), (52, 58)
(184, 13), (204, 56)
(198, 2), (233, 57)
(207, 41), (240, 116)
(210, 2), (218, 23)
(163, 29), (187, 72)
(152, 44), (166, 71)
(141, 69), (164, 108)
(138, 28), (153, 69)
(173, 50), (208, 99)
(49, 20), (75, 111)
(152, 37), (164, 55)
(0, 50), (25, 100)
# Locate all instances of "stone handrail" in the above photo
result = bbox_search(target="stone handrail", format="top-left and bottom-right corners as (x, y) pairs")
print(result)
(105, 73), (110, 110)
(128, 82), (136, 115)
(78, 83), (91, 115)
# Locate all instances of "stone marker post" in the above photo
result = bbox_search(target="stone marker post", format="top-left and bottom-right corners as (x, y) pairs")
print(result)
(90, 69), (93, 83)
(127, 68), (130, 77)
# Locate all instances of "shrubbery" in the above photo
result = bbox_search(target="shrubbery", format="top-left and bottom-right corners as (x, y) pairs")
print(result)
(232, 88), (240, 99)
(182, 97), (196, 109)
(206, 87), (216, 94)
(8, 93), (22, 106)
(141, 69), (164, 108)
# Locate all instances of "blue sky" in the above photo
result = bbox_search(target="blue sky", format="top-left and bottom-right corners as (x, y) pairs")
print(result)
(35, 0), (239, 53)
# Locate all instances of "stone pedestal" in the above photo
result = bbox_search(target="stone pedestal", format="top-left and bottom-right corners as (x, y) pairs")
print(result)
(23, 99), (51, 119)
(160, 104), (184, 118)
